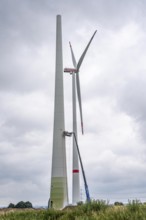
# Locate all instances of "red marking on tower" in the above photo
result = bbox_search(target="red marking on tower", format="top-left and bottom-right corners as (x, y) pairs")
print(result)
(73, 169), (79, 173)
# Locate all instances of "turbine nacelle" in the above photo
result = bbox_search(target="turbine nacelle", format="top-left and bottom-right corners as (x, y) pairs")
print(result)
(64, 68), (78, 73)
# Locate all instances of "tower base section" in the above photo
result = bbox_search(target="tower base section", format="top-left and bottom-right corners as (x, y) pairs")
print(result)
(50, 177), (68, 209)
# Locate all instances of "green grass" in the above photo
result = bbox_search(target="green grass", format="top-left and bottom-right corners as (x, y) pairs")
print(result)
(0, 200), (146, 220)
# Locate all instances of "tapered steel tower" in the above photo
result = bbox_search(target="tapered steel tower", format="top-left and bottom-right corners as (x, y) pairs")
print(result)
(50, 15), (68, 210)
(72, 71), (80, 204)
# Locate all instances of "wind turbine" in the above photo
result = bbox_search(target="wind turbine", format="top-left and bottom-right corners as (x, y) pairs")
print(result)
(64, 30), (97, 204)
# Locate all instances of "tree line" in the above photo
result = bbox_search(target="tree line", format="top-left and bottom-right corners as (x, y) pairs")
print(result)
(8, 201), (33, 208)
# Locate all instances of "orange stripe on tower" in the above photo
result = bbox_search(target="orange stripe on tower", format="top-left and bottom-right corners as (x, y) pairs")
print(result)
(73, 169), (79, 173)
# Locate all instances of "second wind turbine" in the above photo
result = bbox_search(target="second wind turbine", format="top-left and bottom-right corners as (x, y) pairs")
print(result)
(64, 30), (97, 204)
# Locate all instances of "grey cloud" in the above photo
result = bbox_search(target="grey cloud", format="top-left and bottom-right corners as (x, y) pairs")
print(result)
(0, 0), (56, 93)
(86, 150), (146, 201)
(1, 0), (146, 206)
(0, 40), (52, 93)
(117, 74), (146, 141)
(0, 0), (54, 45)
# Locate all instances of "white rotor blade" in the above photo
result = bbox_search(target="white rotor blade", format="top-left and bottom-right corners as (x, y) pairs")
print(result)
(69, 42), (84, 134)
(77, 30), (97, 71)
(76, 30), (97, 134)
(69, 42), (77, 68)
(76, 72), (84, 134)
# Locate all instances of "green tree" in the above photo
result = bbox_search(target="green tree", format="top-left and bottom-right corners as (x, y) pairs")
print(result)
(8, 203), (15, 208)
(25, 201), (33, 208)
(15, 201), (26, 208)
(114, 201), (124, 206)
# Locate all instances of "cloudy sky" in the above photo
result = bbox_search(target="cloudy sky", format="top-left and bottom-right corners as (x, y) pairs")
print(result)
(1, 0), (146, 207)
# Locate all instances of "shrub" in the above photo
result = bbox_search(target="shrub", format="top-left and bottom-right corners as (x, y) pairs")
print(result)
(114, 201), (124, 206)
(14, 201), (33, 208)
(78, 200), (109, 214)
(8, 203), (15, 208)
(127, 199), (141, 212)
(15, 201), (27, 208)
(77, 201), (83, 206)
(25, 201), (33, 208)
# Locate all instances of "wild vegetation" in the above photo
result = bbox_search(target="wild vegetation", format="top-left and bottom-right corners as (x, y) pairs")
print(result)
(0, 200), (146, 220)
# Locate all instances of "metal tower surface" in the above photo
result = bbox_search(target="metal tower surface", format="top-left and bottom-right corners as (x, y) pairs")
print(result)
(72, 72), (80, 204)
(50, 15), (68, 210)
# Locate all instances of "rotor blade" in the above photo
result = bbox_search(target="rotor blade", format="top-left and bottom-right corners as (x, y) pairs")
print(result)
(77, 30), (97, 71)
(76, 71), (84, 134)
(70, 42), (84, 133)
(69, 42), (77, 68)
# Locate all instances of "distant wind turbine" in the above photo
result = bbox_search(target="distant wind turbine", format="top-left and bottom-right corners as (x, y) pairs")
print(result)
(64, 30), (97, 204)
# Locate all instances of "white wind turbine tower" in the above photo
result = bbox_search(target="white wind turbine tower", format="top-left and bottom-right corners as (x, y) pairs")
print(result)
(64, 30), (97, 204)
(50, 15), (68, 210)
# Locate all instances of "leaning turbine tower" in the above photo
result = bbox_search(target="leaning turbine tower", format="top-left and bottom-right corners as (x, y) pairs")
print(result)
(50, 15), (68, 209)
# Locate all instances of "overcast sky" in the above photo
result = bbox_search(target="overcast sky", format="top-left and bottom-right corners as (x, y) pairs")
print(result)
(1, 0), (146, 207)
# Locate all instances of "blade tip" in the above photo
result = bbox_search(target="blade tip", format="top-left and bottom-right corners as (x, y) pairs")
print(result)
(81, 123), (84, 135)
(94, 30), (97, 35)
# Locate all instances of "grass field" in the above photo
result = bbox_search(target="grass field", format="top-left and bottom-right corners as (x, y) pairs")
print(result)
(0, 200), (146, 220)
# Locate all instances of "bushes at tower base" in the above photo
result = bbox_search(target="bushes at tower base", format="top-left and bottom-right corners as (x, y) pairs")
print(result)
(8, 201), (33, 208)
